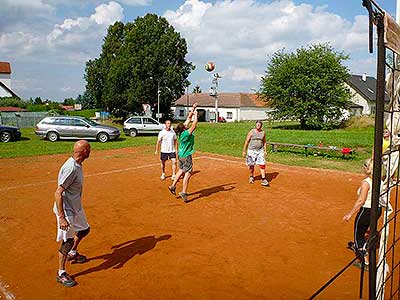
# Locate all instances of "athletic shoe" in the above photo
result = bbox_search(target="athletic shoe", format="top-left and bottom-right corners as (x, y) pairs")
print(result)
(160, 174), (166, 180)
(56, 272), (77, 287)
(249, 176), (255, 184)
(179, 192), (189, 203)
(67, 252), (87, 263)
(261, 179), (269, 186)
(168, 185), (176, 195)
(171, 175), (176, 181)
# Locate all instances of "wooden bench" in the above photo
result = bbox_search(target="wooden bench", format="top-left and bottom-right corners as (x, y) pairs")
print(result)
(266, 142), (353, 158)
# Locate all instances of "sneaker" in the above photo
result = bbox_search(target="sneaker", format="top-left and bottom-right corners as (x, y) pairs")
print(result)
(67, 252), (87, 263)
(171, 175), (176, 181)
(56, 272), (77, 287)
(261, 179), (269, 186)
(168, 185), (176, 195)
(249, 176), (255, 184)
(179, 192), (189, 203)
(160, 174), (166, 180)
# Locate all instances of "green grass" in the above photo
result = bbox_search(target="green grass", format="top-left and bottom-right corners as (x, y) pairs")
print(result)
(0, 121), (375, 173)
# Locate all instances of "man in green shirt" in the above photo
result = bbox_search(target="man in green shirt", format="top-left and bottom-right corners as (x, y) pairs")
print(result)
(168, 103), (198, 203)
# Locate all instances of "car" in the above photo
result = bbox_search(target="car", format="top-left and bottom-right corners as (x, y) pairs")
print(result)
(0, 125), (21, 142)
(35, 116), (120, 143)
(123, 116), (164, 137)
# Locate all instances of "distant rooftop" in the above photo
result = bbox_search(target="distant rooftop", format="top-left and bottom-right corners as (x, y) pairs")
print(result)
(0, 62), (11, 74)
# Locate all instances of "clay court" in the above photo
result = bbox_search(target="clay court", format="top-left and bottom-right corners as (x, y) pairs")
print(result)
(0, 146), (367, 299)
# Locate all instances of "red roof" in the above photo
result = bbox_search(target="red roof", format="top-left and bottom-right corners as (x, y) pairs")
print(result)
(0, 62), (11, 74)
(0, 106), (27, 112)
(174, 93), (267, 108)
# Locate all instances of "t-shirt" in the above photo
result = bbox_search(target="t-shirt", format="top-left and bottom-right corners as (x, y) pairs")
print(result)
(158, 129), (176, 153)
(382, 139), (390, 154)
(358, 177), (372, 208)
(248, 129), (265, 150)
(53, 157), (83, 216)
(178, 129), (195, 158)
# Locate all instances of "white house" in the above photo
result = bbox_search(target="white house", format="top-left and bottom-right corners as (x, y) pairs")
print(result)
(345, 74), (389, 115)
(172, 93), (273, 122)
(0, 62), (19, 98)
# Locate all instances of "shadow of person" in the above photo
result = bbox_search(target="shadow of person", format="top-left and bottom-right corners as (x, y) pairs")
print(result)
(254, 172), (279, 182)
(73, 235), (171, 278)
(187, 183), (236, 202)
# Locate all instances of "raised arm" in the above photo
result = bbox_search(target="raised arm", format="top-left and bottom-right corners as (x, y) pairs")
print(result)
(188, 110), (198, 135)
(343, 181), (369, 222)
(184, 103), (197, 128)
(242, 130), (253, 157)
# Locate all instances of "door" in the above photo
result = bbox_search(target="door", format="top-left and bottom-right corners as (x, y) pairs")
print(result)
(143, 117), (161, 133)
(71, 118), (91, 138)
(54, 118), (73, 138)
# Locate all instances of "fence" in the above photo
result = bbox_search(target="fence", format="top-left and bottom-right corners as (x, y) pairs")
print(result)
(0, 112), (49, 128)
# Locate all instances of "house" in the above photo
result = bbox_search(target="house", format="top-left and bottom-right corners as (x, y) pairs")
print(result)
(0, 106), (27, 112)
(0, 62), (19, 98)
(172, 93), (273, 122)
(346, 74), (389, 115)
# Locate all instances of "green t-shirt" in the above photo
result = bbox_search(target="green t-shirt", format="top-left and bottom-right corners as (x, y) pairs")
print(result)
(178, 129), (195, 158)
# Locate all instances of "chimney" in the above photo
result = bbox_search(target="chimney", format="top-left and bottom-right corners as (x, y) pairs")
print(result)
(362, 73), (367, 82)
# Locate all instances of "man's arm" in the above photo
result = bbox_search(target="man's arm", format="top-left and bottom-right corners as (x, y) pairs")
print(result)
(263, 132), (267, 153)
(188, 110), (198, 135)
(242, 130), (253, 157)
(155, 139), (161, 154)
(54, 185), (70, 230)
(184, 103), (198, 128)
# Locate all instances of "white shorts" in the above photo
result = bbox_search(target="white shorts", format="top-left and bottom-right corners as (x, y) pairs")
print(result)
(246, 149), (266, 166)
(55, 209), (89, 242)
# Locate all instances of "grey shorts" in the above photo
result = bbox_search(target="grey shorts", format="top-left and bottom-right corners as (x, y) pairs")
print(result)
(179, 155), (193, 173)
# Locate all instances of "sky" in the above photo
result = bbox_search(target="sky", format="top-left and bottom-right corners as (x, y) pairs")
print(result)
(0, 0), (397, 101)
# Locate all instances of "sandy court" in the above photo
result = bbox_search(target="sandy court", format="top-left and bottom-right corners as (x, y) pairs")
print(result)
(0, 146), (367, 299)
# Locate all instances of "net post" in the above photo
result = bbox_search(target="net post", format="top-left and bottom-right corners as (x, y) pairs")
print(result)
(369, 11), (386, 300)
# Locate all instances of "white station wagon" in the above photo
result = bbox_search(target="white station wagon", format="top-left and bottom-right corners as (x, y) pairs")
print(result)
(123, 116), (164, 137)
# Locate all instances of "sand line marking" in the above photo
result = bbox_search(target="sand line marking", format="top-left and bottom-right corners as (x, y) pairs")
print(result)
(0, 156), (224, 192)
(0, 277), (15, 300)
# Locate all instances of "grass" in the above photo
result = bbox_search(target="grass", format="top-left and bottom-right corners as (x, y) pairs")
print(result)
(0, 120), (375, 173)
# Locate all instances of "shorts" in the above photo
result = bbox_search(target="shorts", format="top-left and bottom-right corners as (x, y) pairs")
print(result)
(161, 152), (176, 161)
(246, 149), (266, 166)
(55, 209), (90, 242)
(179, 155), (193, 173)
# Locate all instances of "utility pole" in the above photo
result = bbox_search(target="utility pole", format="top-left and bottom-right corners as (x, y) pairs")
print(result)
(157, 80), (160, 122)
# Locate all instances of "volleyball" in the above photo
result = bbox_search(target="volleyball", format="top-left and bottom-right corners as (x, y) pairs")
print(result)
(205, 62), (215, 72)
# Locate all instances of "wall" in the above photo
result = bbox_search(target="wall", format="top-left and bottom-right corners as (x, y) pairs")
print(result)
(0, 85), (12, 97)
(346, 84), (371, 115)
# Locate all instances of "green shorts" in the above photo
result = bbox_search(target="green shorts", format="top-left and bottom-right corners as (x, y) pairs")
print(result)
(179, 155), (193, 173)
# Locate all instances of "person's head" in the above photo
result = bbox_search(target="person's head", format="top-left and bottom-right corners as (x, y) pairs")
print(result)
(383, 128), (391, 139)
(255, 120), (263, 131)
(174, 122), (186, 135)
(363, 158), (373, 177)
(164, 119), (172, 130)
(73, 140), (91, 163)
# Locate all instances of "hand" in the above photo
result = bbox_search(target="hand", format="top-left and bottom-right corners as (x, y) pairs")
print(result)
(155, 150), (158, 155)
(59, 216), (70, 231)
(192, 102), (198, 110)
(242, 151), (246, 158)
(343, 213), (352, 222)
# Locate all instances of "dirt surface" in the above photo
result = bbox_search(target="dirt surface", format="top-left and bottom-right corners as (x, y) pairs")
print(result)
(0, 146), (367, 299)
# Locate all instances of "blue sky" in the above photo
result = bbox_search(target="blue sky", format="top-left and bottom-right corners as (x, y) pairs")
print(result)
(0, 0), (397, 101)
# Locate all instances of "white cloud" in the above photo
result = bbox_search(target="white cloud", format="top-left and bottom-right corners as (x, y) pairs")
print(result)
(118, 0), (151, 6)
(0, 32), (42, 56)
(222, 67), (261, 82)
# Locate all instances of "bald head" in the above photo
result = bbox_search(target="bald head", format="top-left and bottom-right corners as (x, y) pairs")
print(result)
(73, 140), (91, 163)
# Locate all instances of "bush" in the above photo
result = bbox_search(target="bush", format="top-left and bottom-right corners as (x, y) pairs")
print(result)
(0, 97), (27, 108)
(340, 115), (375, 129)
(67, 109), (96, 118)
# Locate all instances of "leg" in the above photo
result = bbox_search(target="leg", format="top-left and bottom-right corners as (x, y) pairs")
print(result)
(354, 208), (370, 250)
(57, 238), (76, 287)
(68, 228), (90, 263)
(171, 158), (177, 179)
(172, 169), (184, 187)
(160, 159), (166, 180)
(182, 172), (192, 194)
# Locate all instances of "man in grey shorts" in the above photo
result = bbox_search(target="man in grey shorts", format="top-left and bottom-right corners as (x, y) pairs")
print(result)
(53, 140), (91, 287)
(242, 120), (269, 186)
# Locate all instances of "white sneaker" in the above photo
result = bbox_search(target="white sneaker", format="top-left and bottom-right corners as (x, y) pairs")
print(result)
(160, 174), (166, 180)
(171, 175), (176, 181)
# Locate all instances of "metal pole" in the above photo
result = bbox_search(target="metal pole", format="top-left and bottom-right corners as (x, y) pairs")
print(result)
(186, 85), (189, 117)
(215, 77), (218, 123)
(369, 12), (385, 300)
(157, 81), (160, 122)
(397, 0), (400, 23)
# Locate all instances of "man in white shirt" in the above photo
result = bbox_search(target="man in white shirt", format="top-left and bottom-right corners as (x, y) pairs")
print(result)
(155, 119), (178, 180)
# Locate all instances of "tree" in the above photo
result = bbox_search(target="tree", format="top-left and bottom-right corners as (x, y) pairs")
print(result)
(63, 97), (75, 106)
(192, 85), (202, 94)
(34, 97), (43, 105)
(85, 14), (193, 119)
(76, 91), (95, 109)
(260, 44), (351, 129)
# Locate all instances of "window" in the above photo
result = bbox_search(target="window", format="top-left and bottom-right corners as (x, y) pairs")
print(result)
(144, 118), (158, 125)
(54, 118), (71, 126)
(42, 118), (55, 125)
(128, 118), (142, 124)
(367, 88), (374, 94)
(227, 112), (233, 119)
(179, 109), (185, 117)
(72, 119), (87, 127)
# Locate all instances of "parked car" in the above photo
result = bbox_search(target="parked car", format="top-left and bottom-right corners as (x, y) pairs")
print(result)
(35, 116), (120, 143)
(0, 125), (21, 142)
(218, 116), (227, 123)
(123, 116), (164, 137)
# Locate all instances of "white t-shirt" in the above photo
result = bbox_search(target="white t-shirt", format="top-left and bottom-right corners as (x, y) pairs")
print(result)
(158, 129), (176, 153)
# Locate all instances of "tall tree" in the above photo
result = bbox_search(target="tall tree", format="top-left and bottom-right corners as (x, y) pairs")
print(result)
(85, 15), (193, 118)
(260, 44), (351, 129)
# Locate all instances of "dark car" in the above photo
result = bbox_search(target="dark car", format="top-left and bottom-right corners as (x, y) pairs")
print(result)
(0, 125), (21, 142)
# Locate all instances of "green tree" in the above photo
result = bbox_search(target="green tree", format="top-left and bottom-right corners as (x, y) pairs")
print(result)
(76, 91), (96, 109)
(63, 97), (75, 106)
(0, 97), (27, 108)
(260, 44), (351, 129)
(34, 97), (43, 105)
(192, 85), (202, 94)
(85, 14), (193, 118)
